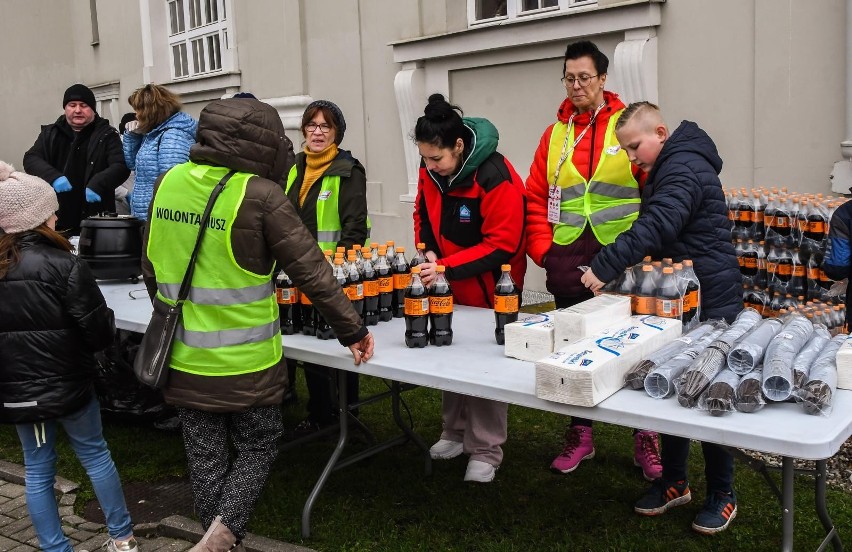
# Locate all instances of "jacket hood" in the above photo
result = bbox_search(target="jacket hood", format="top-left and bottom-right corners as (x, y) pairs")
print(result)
(190, 98), (291, 182)
(556, 90), (626, 124)
(453, 117), (498, 183)
(652, 120), (723, 178)
(149, 111), (197, 139)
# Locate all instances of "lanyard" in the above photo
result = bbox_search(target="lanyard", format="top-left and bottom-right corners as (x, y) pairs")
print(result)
(552, 101), (606, 185)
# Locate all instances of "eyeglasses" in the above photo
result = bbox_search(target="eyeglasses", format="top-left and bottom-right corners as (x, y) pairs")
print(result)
(561, 74), (599, 87)
(305, 123), (332, 134)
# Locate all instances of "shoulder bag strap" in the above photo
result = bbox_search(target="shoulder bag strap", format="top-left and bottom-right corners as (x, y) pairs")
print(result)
(175, 170), (237, 304)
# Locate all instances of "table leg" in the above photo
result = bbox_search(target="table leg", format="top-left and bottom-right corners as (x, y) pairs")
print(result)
(781, 456), (794, 552)
(391, 381), (432, 476)
(814, 459), (843, 552)
(301, 369), (350, 539)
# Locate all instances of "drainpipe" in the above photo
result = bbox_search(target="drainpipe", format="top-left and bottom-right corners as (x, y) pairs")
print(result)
(830, 0), (852, 193)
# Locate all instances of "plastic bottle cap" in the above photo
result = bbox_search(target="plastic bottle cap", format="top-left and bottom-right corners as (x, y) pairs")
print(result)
(642, 265), (653, 272)
(386, 241), (395, 246)
(436, 265), (445, 273)
(411, 266), (421, 273)
(363, 251), (372, 259)
(501, 264), (511, 271)
(334, 258), (343, 265)
(324, 249), (333, 256)
(662, 267), (674, 274)
(397, 246), (405, 253)
(417, 242), (426, 249)
(378, 246), (387, 253)
(353, 244), (361, 250)
(370, 242), (378, 248)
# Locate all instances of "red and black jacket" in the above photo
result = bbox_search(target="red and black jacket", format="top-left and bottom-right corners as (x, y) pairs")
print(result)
(414, 152), (527, 308)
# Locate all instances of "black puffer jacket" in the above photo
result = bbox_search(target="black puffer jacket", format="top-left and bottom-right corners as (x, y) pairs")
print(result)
(0, 233), (115, 423)
(590, 121), (742, 323)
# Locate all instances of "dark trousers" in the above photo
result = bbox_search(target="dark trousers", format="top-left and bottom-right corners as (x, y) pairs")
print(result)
(177, 406), (283, 539)
(287, 358), (359, 424)
(661, 434), (734, 493)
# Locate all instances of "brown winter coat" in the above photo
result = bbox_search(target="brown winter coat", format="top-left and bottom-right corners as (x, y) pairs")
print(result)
(141, 98), (366, 412)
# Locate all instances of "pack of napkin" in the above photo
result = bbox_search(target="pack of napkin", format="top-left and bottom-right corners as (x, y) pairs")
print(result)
(504, 311), (558, 362)
(835, 335), (852, 390)
(536, 315), (682, 406)
(553, 294), (632, 348)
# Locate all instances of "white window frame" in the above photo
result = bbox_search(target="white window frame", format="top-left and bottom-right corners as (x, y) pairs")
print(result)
(467, 0), (597, 26)
(166, 0), (233, 81)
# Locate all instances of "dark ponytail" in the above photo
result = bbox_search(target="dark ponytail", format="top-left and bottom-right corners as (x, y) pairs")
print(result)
(414, 93), (471, 151)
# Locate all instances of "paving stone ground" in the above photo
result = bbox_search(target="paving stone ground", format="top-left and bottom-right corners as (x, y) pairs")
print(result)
(0, 462), (313, 552)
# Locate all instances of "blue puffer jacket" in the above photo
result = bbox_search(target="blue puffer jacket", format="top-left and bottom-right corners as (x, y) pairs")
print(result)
(590, 121), (742, 323)
(123, 111), (197, 219)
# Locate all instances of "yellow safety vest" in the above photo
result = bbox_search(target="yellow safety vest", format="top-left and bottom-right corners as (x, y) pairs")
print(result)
(548, 109), (640, 246)
(286, 166), (371, 253)
(147, 162), (281, 376)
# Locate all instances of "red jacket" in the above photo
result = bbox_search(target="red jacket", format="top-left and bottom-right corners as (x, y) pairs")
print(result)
(524, 91), (643, 298)
(414, 152), (527, 308)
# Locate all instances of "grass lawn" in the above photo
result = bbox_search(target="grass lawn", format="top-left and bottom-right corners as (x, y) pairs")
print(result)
(1, 370), (850, 551)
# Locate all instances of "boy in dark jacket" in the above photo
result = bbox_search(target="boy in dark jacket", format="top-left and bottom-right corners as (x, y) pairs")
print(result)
(581, 101), (742, 535)
(823, 201), (852, 330)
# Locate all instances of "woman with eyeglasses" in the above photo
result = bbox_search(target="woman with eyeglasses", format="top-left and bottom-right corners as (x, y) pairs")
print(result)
(283, 100), (369, 438)
(524, 40), (660, 481)
(123, 84), (197, 220)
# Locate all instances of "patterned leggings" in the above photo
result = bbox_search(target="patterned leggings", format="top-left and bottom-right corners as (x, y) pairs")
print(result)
(178, 406), (283, 539)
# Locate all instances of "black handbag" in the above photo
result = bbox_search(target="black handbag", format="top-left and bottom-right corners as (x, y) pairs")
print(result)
(133, 171), (236, 389)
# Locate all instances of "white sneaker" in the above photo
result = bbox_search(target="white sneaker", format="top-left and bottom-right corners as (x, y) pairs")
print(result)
(106, 536), (139, 552)
(429, 439), (463, 459)
(464, 459), (497, 483)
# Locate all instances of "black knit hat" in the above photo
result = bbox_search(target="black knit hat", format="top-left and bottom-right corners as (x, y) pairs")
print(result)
(63, 84), (97, 112)
(306, 100), (346, 142)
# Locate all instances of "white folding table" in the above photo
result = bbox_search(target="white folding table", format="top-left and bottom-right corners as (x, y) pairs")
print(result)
(99, 281), (852, 551)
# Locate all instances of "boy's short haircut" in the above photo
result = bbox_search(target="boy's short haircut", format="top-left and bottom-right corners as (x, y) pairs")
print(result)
(615, 101), (662, 132)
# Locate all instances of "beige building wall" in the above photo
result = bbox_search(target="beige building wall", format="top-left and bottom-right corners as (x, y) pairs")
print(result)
(0, 0), (847, 294)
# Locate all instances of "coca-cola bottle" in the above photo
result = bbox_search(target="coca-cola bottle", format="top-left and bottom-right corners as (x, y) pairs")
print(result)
(428, 265), (453, 346)
(404, 266), (429, 348)
(391, 246), (410, 318)
(410, 242), (428, 268)
(346, 250), (364, 321)
(493, 264), (519, 345)
(361, 251), (379, 326)
(655, 266), (682, 319)
(275, 270), (297, 335)
(376, 245), (394, 322)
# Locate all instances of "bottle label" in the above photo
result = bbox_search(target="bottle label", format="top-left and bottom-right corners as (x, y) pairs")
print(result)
(346, 284), (364, 301)
(494, 294), (519, 314)
(655, 297), (682, 318)
(429, 295), (453, 314)
(393, 273), (411, 290)
(765, 214), (775, 228)
(766, 260), (777, 275)
(378, 276), (393, 293)
(743, 257), (757, 269)
(276, 287), (297, 304)
(777, 263), (792, 276)
(797, 218), (808, 232)
(792, 265), (805, 278)
(633, 296), (656, 315)
(738, 210), (751, 222)
(299, 292), (312, 305)
(819, 269), (831, 282)
(684, 290), (699, 311)
(737, 256), (744, 268)
(404, 297), (429, 316)
(754, 211), (764, 223)
(776, 216), (789, 228)
(808, 220), (825, 234)
(363, 280), (379, 297)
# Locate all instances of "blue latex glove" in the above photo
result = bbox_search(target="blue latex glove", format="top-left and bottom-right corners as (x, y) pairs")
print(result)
(85, 188), (102, 203)
(52, 176), (72, 193)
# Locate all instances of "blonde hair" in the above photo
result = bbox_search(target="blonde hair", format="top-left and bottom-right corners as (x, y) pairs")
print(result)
(127, 84), (182, 133)
(615, 101), (663, 132)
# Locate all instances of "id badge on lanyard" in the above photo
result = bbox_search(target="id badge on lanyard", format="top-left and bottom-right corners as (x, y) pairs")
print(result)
(547, 184), (561, 224)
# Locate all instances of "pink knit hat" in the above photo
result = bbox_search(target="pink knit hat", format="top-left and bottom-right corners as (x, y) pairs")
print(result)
(0, 161), (59, 234)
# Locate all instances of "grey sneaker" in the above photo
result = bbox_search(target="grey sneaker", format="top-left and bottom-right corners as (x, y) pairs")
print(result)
(106, 536), (139, 552)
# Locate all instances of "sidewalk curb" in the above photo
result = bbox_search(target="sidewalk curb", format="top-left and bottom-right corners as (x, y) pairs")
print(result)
(0, 459), (78, 495)
(158, 515), (315, 552)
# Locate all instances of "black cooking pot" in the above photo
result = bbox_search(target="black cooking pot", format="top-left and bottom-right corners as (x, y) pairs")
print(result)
(78, 215), (144, 281)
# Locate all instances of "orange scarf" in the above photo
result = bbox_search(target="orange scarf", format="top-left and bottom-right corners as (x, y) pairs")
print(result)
(299, 144), (338, 207)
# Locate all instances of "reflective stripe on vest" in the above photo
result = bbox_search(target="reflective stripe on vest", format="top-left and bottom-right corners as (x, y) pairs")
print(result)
(547, 108), (640, 246)
(286, 166), (372, 253)
(148, 162), (281, 376)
